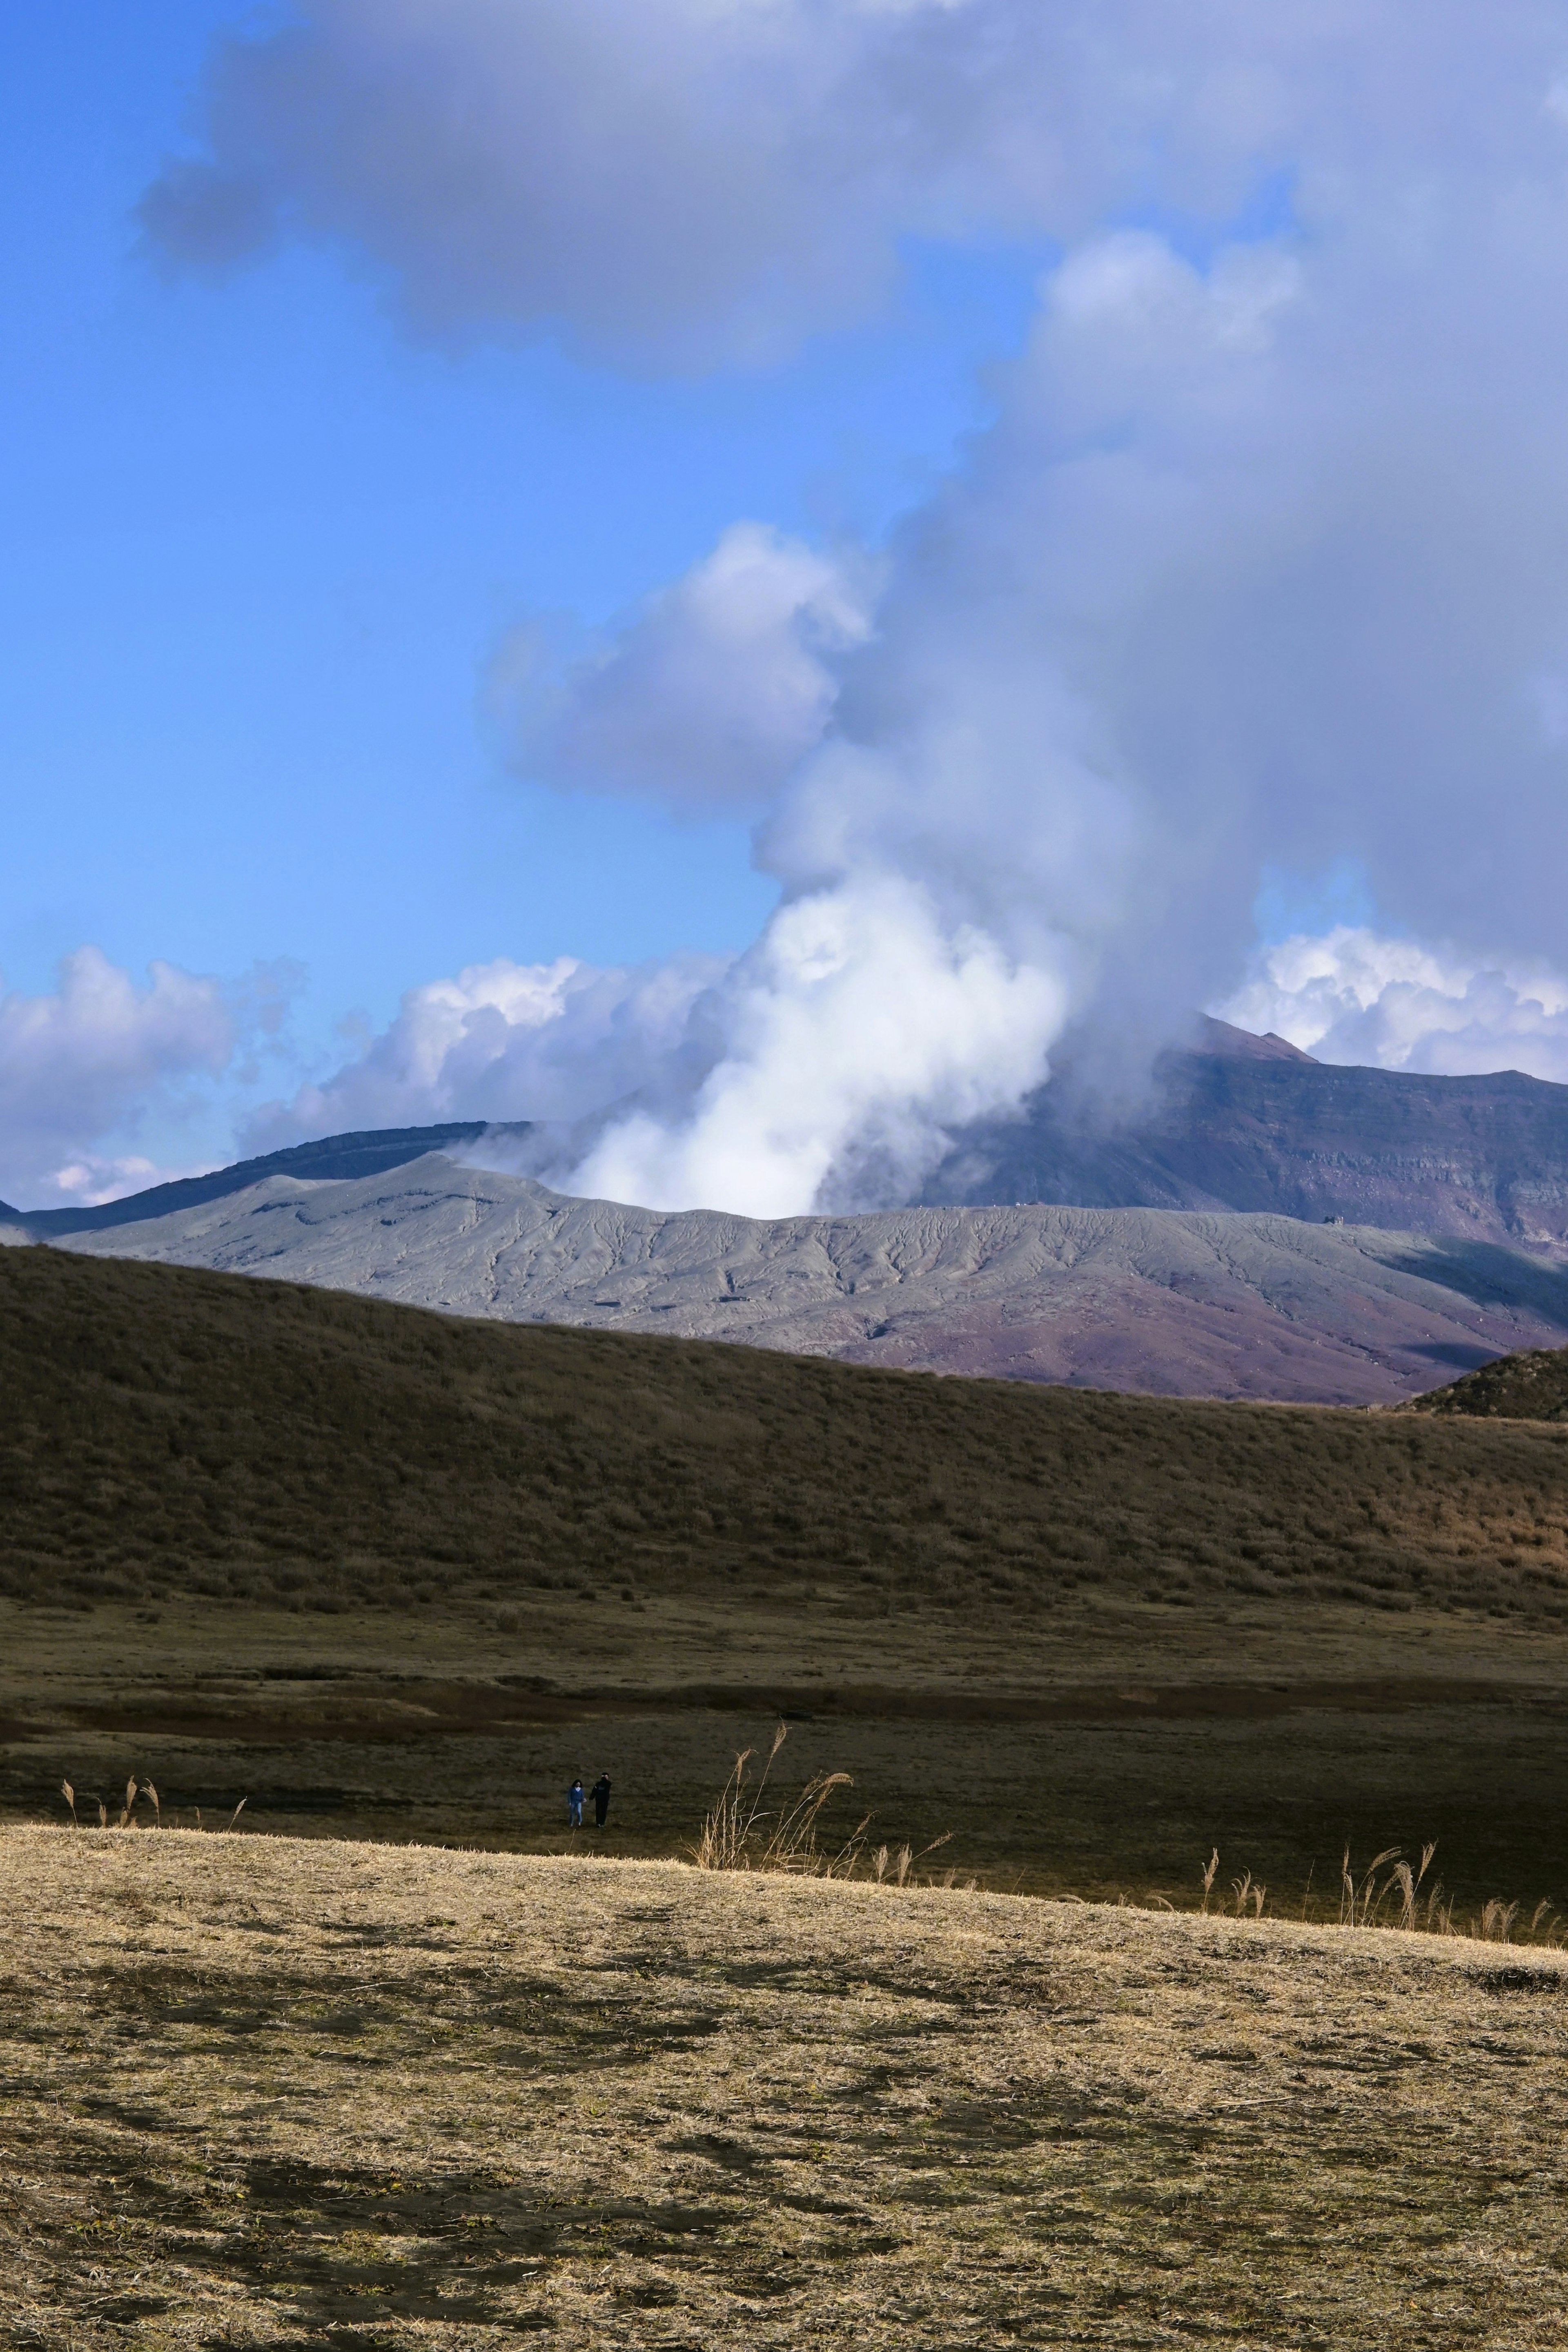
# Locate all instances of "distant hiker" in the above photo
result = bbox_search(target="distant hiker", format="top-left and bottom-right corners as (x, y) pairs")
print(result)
(567, 1778), (584, 1829)
(592, 1773), (612, 1829)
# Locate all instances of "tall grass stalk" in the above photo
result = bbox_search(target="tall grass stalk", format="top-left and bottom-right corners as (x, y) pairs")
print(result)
(1194, 1839), (1563, 1947)
(691, 1727), (948, 1882)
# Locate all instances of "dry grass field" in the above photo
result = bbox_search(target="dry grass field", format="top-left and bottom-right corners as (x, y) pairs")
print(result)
(9, 1250), (1568, 2343)
(1409, 1344), (1568, 1423)
(8, 1245), (1568, 1922)
(5, 1824), (1567, 2351)
(8, 1589), (1568, 1926)
(10, 1242), (1568, 1626)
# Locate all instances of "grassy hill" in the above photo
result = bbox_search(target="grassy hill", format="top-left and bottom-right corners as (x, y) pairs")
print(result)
(8, 1244), (1568, 1919)
(1409, 1341), (1568, 1421)
(7, 1826), (1567, 2350)
(7, 1239), (1568, 1623)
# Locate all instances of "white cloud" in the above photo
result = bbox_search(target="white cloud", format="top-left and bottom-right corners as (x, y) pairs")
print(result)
(1218, 929), (1568, 1084)
(132, 0), (1215, 366)
(254, 884), (1068, 1215)
(497, 524), (875, 814)
(146, 2), (1551, 368)
(151, 3), (1568, 1212)
(0, 949), (236, 1207)
(245, 949), (732, 1157)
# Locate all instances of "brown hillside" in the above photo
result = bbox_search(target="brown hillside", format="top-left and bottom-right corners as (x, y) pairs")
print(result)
(1408, 1342), (1568, 1421)
(6, 1241), (1568, 1625)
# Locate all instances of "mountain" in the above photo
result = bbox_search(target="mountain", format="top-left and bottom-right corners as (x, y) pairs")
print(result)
(924, 1020), (1568, 1247)
(16, 1020), (1568, 1252)
(11, 1121), (497, 1237)
(13, 1022), (1568, 1399)
(47, 1151), (1568, 1404)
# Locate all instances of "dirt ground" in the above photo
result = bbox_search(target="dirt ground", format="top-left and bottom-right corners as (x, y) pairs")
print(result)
(4, 1824), (1567, 2350)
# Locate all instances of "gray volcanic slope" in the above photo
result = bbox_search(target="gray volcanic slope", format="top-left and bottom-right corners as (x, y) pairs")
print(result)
(53, 1152), (1568, 1403)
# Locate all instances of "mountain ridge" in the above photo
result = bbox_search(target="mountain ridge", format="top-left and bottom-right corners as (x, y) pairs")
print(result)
(13, 1021), (1568, 1250)
(50, 1149), (1568, 1404)
(17, 1023), (1568, 1400)
(11, 1120), (501, 1237)
(924, 1038), (1568, 1248)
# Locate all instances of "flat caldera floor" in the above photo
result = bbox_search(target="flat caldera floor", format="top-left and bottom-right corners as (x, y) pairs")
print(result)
(6, 1824), (1567, 2350)
(4, 1595), (1567, 1919)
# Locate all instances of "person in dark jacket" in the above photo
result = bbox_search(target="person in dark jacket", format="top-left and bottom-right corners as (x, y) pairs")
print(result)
(591, 1773), (612, 1829)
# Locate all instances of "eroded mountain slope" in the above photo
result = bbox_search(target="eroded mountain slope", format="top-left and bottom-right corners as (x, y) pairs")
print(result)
(54, 1152), (1568, 1401)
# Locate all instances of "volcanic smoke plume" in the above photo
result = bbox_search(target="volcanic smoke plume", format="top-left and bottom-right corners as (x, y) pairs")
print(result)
(149, 1), (1568, 1212)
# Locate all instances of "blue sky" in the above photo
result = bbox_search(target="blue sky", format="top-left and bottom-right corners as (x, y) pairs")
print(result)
(0, 3), (1040, 1187)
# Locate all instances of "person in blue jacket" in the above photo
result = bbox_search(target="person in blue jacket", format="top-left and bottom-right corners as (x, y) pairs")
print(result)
(567, 1777), (584, 1829)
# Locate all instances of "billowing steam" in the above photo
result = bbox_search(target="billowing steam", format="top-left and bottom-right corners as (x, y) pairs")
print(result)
(156, 2), (1568, 1212)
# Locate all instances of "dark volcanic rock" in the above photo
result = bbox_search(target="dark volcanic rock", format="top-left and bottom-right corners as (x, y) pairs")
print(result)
(925, 1025), (1568, 1250)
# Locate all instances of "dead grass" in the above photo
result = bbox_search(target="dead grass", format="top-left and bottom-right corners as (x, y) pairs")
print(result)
(1407, 1341), (1568, 1422)
(9, 1242), (1568, 1627)
(1192, 1837), (1564, 1946)
(4, 1822), (1567, 2349)
(688, 1722), (942, 1888)
(690, 1724), (951, 1883)
(684, 1729), (1565, 1940)
(691, 1723), (858, 1874)
(10, 1587), (1568, 1923)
